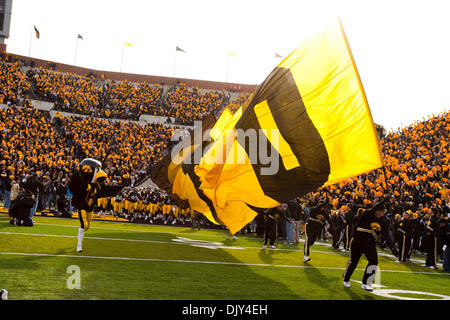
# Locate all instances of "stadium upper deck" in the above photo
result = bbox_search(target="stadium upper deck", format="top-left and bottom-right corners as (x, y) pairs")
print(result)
(1, 51), (253, 126)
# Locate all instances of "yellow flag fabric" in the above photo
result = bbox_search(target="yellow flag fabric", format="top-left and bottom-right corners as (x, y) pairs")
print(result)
(229, 51), (238, 57)
(124, 42), (133, 47)
(170, 110), (236, 225)
(171, 167), (217, 222)
(152, 111), (232, 226)
(210, 109), (233, 141)
(277, 20), (383, 186)
(193, 19), (383, 234)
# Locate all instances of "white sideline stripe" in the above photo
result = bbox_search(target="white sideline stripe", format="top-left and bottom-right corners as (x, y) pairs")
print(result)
(0, 251), (447, 276)
(0, 251), (346, 270)
(0, 220), (383, 252)
(0, 220), (228, 239)
(0, 231), (177, 245)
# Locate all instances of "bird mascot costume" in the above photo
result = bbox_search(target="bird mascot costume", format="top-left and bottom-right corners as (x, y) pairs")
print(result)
(68, 158), (128, 252)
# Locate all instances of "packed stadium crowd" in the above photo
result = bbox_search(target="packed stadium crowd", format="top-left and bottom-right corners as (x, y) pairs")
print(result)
(164, 81), (230, 124)
(25, 65), (234, 125)
(27, 68), (100, 116)
(0, 105), (176, 219)
(225, 91), (249, 114)
(55, 113), (174, 183)
(0, 55), (448, 271)
(0, 60), (30, 106)
(99, 80), (163, 120)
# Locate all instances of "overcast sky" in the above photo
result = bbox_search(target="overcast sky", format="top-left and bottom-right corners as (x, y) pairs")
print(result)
(5, 0), (450, 131)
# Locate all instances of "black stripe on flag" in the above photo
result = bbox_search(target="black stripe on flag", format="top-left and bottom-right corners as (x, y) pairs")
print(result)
(236, 67), (331, 202)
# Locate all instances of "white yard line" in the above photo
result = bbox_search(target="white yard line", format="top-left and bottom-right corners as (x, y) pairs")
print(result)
(0, 231), (176, 245)
(0, 214), (440, 265)
(0, 230), (442, 267)
(0, 218), (436, 265)
(0, 231), (338, 254)
(0, 220), (229, 239)
(0, 251), (448, 276)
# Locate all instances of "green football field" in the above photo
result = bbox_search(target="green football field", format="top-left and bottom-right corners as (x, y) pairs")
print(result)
(0, 212), (449, 300)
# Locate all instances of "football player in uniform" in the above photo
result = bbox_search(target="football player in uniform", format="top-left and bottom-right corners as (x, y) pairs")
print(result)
(97, 196), (109, 218)
(68, 158), (127, 252)
(126, 189), (139, 221)
(149, 189), (160, 222)
(142, 193), (151, 223)
(112, 193), (124, 217)
(180, 206), (191, 225)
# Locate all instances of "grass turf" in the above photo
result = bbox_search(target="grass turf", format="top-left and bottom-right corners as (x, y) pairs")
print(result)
(0, 213), (449, 300)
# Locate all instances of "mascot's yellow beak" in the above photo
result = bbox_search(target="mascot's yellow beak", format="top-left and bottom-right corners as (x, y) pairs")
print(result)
(93, 169), (108, 183)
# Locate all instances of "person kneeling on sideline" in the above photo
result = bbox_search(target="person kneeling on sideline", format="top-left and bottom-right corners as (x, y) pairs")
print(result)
(342, 199), (387, 291)
(8, 190), (35, 227)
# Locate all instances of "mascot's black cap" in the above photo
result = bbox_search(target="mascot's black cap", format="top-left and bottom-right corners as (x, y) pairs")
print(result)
(371, 199), (386, 212)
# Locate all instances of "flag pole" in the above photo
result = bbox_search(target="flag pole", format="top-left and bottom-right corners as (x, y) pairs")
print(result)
(382, 165), (397, 254)
(74, 36), (79, 66)
(341, 17), (396, 254)
(226, 54), (230, 82)
(172, 49), (177, 77)
(28, 26), (33, 57)
(120, 44), (125, 72)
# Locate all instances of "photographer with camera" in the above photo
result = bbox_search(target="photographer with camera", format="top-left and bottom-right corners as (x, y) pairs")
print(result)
(9, 189), (36, 226)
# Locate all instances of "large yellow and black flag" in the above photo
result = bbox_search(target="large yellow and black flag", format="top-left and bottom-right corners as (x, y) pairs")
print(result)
(194, 19), (384, 234)
(151, 109), (235, 225)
